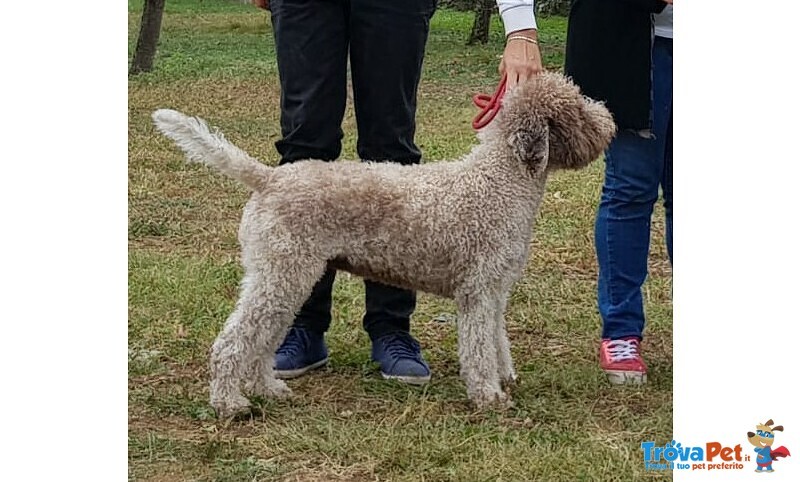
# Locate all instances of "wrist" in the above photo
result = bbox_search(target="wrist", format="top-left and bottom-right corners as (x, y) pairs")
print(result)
(507, 28), (538, 40)
(507, 29), (539, 47)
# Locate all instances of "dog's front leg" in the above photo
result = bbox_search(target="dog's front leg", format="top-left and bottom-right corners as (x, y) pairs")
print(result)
(456, 293), (509, 409)
(494, 295), (517, 389)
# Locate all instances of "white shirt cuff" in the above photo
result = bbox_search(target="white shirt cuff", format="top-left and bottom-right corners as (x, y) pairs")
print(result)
(499, 4), (537, 35)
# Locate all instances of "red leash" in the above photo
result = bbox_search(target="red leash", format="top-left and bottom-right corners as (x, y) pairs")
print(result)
(471, 74), (507, 130)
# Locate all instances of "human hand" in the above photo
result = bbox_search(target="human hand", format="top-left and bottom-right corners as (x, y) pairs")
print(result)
(500, 29), (543, 90)
(252, 0), (269, 9)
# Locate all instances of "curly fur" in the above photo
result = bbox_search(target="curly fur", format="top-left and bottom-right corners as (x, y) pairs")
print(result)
(153, 72), (616, 418)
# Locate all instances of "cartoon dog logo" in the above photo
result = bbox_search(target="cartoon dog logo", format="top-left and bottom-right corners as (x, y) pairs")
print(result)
(747, 419), (791, 473)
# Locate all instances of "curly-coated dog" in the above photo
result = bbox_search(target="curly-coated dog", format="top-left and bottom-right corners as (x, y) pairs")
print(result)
(153, 72), (616, 418)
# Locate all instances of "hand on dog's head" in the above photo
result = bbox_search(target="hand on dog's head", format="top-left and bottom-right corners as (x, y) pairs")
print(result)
(493, 72), (616, 172)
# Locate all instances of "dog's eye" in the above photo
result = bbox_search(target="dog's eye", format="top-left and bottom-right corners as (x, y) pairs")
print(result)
(766, 432), (774, 438)
(757, 431), (764, 436)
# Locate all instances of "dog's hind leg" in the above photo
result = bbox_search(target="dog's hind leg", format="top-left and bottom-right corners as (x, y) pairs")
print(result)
(455, 291), (508, 409)
(209, 274), (261, 418)
(209, 256), (326, 418)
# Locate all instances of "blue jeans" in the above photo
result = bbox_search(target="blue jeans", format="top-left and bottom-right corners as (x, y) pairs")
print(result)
(597, 36), (672, 340)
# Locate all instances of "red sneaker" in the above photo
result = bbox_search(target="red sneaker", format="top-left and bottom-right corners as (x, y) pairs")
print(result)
(600, 337), (647, 385)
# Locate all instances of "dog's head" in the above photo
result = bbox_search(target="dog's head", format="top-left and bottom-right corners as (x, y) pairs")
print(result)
(487, 72), (616, 173)
(747, 419), (784, 448)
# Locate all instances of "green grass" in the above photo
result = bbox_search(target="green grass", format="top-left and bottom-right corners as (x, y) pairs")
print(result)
(129, 1), (672, 480)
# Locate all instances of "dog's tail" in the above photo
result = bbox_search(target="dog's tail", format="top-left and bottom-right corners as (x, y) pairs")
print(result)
(152, 109), (272, 191)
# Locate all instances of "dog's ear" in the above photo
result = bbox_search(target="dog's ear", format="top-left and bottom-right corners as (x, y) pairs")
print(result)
(494, 80), (550, 173)
(772, 425), (784, 432)
(500, 73), (616, 171)
(506, 127), (549, 173)
(766, 419), (774, 426)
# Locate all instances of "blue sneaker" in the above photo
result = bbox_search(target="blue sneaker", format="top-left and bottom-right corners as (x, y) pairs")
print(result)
(371, 332), (431, 385)
(274, 327), (329, 379)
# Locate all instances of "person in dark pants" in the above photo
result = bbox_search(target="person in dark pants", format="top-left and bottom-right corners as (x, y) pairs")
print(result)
(565, 0), (673, 385)
(253, 0), (543, 384)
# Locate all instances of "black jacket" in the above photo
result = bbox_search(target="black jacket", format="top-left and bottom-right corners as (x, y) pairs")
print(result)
(564, 0), (667, 130)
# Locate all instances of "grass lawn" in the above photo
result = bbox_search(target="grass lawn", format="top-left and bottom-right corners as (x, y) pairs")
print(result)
(128, 1), (673, 480)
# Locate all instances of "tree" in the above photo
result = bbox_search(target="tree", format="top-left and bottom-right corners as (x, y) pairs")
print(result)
(130, 0), (166, 75)
(467, 0), (571, 46)
(467, 0), (495, 45)
(537, 0), (570, 16)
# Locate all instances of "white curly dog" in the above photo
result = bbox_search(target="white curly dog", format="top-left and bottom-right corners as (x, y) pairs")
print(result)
(153, 72), (615, 418)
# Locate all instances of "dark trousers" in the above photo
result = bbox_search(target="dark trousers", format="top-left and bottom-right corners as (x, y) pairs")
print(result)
(270, 0), (435, 340)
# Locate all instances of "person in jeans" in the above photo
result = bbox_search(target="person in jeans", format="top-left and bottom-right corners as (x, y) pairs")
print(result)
(565, 0), (673, 384)
(253, 0), (543, 384)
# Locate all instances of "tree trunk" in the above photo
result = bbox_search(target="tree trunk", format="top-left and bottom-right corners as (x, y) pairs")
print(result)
(467, 0), (495, 45)
(130, 0), (166, 75)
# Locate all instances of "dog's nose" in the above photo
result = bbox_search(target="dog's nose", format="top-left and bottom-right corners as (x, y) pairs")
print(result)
(747, 432), (755, 438)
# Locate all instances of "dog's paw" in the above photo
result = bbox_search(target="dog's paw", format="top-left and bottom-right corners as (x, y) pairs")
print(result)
(252, 378), (293, 399)
(469, 385), (512, 411)
(211, 393), (252, 420)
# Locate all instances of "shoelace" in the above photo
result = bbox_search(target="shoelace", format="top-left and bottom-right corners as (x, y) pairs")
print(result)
(276, 327), (308, 357)
(606, 339), (640, 362)
(381, 333), (422, 361)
